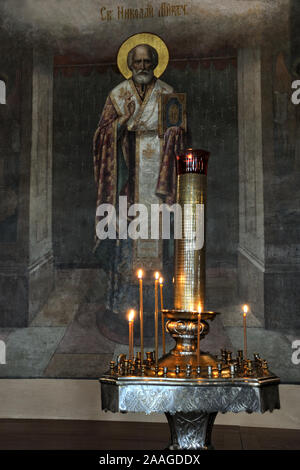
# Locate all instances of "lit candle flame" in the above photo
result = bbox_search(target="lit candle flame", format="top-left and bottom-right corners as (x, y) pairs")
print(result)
(155, 271), (160, 280)
(128, 309), (135, 322)
(198, 303), (202, 314)
(243, 304), (249, 316)
(159, 277), (163, 285)
(187, 153), (193, 159)
(137, 269), (143, 279)
(243, 304), (248, 360)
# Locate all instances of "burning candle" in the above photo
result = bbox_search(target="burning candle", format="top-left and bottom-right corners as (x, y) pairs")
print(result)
(243, 305), (248, 360)
(128, 309), (135, 361)
(154, 272), (160, 366)
(159, 277), (165, 355)
(137, 269), (144, 363)
(197, 303), (202, 366)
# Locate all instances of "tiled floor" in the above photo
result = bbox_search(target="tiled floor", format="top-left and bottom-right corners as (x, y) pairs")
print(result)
(0, 268), (299, 381)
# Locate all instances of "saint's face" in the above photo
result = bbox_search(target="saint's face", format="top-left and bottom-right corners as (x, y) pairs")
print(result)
(132, 46), (153, 72)
(131, 46), (155, 86)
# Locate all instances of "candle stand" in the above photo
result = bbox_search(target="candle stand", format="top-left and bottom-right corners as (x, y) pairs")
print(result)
(99, 149), (280, 449)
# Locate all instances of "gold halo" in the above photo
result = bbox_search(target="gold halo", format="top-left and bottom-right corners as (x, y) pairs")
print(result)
(117, 33), (169, 79)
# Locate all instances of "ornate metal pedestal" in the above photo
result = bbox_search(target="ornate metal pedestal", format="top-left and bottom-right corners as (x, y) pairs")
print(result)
(100, 373), (280, 450)
(158, 309), (219, 371)
(166, 412), (217, 450)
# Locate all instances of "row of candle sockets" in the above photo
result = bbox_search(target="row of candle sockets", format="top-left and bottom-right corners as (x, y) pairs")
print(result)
(109, 350), (269, 378)
(127, 269), (252, 368)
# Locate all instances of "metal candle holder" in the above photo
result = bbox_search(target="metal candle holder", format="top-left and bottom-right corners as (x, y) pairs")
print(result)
(157, 149), (219, 371)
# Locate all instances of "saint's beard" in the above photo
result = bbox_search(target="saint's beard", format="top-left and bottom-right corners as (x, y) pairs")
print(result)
(132, 69), (154, 85)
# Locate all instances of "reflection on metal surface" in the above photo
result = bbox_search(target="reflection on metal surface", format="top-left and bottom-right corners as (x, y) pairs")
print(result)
(157, 309), (217, 370)
(174, 173), (206, 311)
(166, 412), (217, 450)
(100, 376), (280, 414)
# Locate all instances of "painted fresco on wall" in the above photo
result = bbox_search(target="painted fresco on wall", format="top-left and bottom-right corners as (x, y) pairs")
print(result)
(0, 68), (20, 243)
(0, 0), (300, 383)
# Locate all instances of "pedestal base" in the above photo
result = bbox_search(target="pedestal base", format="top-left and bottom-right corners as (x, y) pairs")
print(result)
(166, 411), (217, 450)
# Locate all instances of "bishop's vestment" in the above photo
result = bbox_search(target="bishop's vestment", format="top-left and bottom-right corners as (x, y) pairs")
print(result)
(93, 77), (184, 314)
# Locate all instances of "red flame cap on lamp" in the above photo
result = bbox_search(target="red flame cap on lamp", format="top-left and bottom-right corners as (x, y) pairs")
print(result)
(176, 148), (210, 175)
